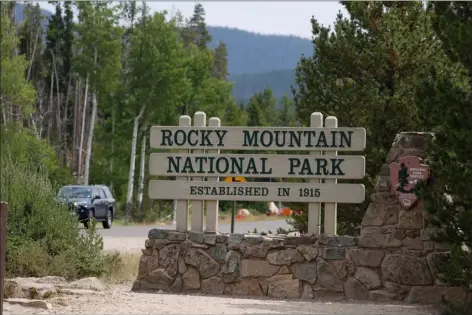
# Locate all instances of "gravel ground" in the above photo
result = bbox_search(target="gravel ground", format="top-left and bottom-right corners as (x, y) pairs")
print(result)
(4, 282), (439, 315)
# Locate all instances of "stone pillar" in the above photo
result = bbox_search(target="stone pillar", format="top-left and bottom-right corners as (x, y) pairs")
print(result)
(357, 132), (466, 304)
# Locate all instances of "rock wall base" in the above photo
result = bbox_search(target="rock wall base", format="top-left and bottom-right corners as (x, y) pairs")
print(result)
(131, 230), (466, 304)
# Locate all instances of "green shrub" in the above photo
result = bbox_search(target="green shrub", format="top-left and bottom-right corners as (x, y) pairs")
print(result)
(1, 126), (113, 279)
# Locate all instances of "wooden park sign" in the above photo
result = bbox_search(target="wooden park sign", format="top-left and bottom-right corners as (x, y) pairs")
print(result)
(148, 111), (367, 235)
(389, 156), (430, 210)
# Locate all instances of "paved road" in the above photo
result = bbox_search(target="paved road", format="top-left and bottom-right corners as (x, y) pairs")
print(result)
(98, 219), (291, 252)
(98, 219), (291, 237)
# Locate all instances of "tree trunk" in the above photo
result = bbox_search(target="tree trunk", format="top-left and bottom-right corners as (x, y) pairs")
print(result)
(78, 75), (89, 183)
(62, 74), (72, 167)
(72, 78), (79, 174)
(47, 67), (54, 144)
(51, 49), (62, 165)
(26, 28), (40, 82)
(83, 90), (98, 186)
(125, 105), (146, 224)
(137, 132), (147, 214)
(110, 104), (115, 190)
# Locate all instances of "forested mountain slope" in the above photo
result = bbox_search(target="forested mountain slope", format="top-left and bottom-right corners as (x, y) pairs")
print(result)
(15, 4), (311, 102)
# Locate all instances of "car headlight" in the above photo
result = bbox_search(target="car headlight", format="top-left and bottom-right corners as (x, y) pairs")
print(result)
(73, 201), (88, 208)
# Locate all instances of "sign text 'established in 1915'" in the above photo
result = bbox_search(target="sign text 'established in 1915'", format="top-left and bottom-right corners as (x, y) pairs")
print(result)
(148, 181), (365, 203)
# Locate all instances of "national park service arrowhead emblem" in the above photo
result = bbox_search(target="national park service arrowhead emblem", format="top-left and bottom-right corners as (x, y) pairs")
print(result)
(389, 156), (430, 210)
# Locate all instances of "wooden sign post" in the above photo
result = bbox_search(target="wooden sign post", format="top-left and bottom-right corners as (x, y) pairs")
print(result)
(223, 176), (246, 233)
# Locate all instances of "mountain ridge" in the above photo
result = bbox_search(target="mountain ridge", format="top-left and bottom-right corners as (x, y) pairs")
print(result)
(14, 4), (312, 102)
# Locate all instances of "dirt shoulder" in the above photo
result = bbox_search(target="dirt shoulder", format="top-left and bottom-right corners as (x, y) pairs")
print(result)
(4, 281), (439, 315)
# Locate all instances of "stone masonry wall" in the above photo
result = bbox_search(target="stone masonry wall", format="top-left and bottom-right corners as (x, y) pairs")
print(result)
(132, 132), (469, 304)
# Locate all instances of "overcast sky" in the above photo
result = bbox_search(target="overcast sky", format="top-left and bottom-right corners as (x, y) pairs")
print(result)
(38, 1), (346, 39)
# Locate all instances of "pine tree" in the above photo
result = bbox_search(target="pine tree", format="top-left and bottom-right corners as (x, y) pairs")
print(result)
(292, 2), (445, 234)
(416, 1), (472, 299)
(212, 41), (228, 80)
(182, 3), (212, 49)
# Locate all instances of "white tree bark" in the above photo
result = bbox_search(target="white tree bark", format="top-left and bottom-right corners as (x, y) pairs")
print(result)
(125, 105), (146, 223)
(137, 132), (147, 213)
(78, 75), (89, 182)
(83, 90), (98, 185)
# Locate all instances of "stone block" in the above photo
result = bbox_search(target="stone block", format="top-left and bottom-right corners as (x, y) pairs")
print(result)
(159, 244), (180, 277)
(423, 241), (434, 251)
(398, 209), (423, 229)
(209, 243), (227, 262)
(321, 247), (346, 260)
(354, 267), (381, 290)
(348, 249), (385, 268)
(145, 239), (155, 248)
(169, 274), (183, 293)
(184, 248), (220, 279)
(203, 234), (216, 245)
(300, 281), (313, 299)
(243, 234), (264, 245)
(313, 288), (346, 301)
(201, 276), (225, 295)
(148, 228), (169, 239)
(221, 250), (241, 283)
(315, 257), (343, 292)
(216, 234), (228, 243)
(344, 277), (369, 300)
(146, 268), (174, 286)
(402, 237), (423, 250)
(297, 245), (319, 261)
(284, 235), (314, 246)
(357, 234), (402, 248)
(369, 290), (402, 302)
(318, 234), (356, 247)
(240, 259), (279, 278)
(406, 286), (467, 304)
(168, 231), (186, 242)
(240, 241), (269, 259)
(141, 248), (152, 256)
(182, 266), (200, 290)
(381, 254), (432, 285)
(291, 262), (317, 284)
(275, 265), (291, 275)
(361, 204), (399, 227)
(384, 281), (411, 294)
(154, 239), (171, 250)
(188, 231), (204, 244)
(405, 230), (420, 238)
(178, 257), (187, 274)
(228, 234), (244, 245)
(370, 192), (398, 205)
(330, 260), (348, 280)
(224, 278), (263, 297)
(267, 248), (304, 265)
(260, 274), (300, 298)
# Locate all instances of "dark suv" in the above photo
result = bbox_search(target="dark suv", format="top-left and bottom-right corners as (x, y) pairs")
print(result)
(56, 185), (116, 229)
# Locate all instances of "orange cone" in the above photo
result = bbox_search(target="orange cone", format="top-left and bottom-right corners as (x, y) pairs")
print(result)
(237, 214), (242, 220)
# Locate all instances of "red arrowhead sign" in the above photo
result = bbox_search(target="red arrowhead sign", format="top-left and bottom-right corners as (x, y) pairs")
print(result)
(389, 156), (430, 210)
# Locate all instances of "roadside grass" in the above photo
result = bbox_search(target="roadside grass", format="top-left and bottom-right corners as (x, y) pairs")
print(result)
(102, 251), (141, 284)
(113, 213), (286, 227)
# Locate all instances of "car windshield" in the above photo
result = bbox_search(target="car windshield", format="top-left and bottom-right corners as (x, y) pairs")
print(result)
(58, 187), (92, 198)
